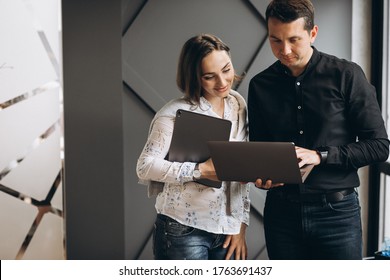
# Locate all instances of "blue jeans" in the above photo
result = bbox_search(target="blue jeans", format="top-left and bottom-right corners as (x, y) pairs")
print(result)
(153, 214), (231, 260)
(264, 188), (362, 260)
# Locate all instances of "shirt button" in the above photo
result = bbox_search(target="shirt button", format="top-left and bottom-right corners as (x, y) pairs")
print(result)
(299, 130), (304, 134)
(298, 105), (302, 109)
(297, 82), (301, 86)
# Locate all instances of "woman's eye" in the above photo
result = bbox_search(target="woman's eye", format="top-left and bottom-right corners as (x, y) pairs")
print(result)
(223, 68), (231, 73)
(203, 76), (213, 80)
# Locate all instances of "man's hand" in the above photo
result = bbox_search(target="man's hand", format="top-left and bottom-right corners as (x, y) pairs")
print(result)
(295, 146), (321, 167)
(254, 179), (284, 190)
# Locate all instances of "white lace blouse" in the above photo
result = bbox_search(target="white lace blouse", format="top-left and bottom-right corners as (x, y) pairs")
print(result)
(136, 90), (251, 235)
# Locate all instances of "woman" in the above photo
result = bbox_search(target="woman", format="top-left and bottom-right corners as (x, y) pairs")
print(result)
(136, 34), (250, 260)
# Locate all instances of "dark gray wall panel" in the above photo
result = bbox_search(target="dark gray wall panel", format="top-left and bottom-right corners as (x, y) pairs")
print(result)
(122, 0), (268, 259)
(122, 0), (147, 34)
(313, 0), (352, 60)
(122, 0), (264, 112)
(246, 210), (268, 259)
(63, 0), (125, 259)
(61, 0), (353, 260)
(123, 84), (156, 260)
(122, 0), (353, 260)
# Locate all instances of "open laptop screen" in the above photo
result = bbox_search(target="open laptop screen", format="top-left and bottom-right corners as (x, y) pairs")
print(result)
(208, 141), (313, 184)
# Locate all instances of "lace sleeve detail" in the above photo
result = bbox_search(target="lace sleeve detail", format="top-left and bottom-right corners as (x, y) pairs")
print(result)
(136, 116), (195, 184)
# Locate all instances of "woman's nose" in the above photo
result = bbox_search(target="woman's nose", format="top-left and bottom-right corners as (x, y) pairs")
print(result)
(216, 75), (227, 86)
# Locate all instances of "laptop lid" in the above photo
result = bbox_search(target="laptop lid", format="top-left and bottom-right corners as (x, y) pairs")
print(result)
(207, 141), (314, 184)
(168, 109), (232, 188)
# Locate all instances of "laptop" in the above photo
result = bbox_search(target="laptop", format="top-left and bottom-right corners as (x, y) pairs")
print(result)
(168, 109), (232, 188)
(207, 141), (314, 184)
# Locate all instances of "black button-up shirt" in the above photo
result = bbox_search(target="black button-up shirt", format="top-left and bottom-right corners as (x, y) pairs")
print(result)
(248, 47), (389, 192)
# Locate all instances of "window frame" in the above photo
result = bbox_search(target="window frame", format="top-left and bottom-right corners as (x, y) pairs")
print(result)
(367, 0), (390, 256)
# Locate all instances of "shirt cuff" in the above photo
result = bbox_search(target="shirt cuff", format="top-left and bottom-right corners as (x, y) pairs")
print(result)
(178, 162), (197, 183)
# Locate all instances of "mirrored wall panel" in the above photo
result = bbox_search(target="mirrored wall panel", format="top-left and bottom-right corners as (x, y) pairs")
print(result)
(0, 0), (63, 260)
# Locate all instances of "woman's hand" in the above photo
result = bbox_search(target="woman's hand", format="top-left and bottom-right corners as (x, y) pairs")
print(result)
(223, 223), (248, 260)
(198, 158), (220, 181)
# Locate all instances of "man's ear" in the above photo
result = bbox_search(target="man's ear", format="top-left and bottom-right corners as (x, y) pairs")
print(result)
(310, 25), (319, 44)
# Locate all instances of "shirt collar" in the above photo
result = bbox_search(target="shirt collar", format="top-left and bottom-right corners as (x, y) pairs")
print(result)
(199, 93), (233, 119)
(277, 46), (320, 77)
(306, 46), (320, 73)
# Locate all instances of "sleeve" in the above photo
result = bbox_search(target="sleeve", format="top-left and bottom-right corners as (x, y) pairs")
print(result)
(136, 116), (196, 184)
(324, 65), (390, 169)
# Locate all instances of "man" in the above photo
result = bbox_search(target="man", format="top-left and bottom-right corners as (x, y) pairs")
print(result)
(248, 0), (389, 259)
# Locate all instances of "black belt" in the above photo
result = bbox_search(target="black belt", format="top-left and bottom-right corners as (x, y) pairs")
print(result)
(272, 188), (355, 203)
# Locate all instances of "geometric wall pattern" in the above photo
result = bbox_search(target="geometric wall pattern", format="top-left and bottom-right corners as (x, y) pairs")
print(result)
(122, 0), (352, 259)
(0, 0), (64, 259)
(122, 0), (271, 260)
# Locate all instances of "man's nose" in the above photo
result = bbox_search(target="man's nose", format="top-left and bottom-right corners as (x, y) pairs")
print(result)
(281, 42), (292, 55)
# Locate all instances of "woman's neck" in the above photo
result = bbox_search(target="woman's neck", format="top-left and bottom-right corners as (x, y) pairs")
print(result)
(208, 96), (225, 118)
